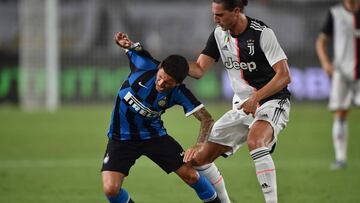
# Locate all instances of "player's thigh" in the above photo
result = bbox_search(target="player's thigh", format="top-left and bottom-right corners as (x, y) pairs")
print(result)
(191, 141), (232, 166)
(143, 136), (185, 174)
(329, 72), (352, 110)
(248, 98), (290, 150)
(208, 109), (253, 156)
(101, 139), (141, 176)
(247, 120), (274, 150)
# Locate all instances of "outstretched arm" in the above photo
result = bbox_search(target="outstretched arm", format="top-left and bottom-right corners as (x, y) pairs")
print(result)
(188, 54), (216, 79)
(114, 32), (134, 50)
(193, 107), (214, 143)
(183, 107), (214, 162)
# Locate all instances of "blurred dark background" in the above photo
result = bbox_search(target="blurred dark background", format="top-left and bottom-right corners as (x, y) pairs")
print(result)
(0, 0), (338, 105)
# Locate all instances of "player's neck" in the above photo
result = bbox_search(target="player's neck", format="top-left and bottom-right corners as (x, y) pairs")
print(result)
(231, 14), (248, 36)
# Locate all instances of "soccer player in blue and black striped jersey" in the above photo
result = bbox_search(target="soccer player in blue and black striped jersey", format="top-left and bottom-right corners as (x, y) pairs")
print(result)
(100, 32), (221, 203)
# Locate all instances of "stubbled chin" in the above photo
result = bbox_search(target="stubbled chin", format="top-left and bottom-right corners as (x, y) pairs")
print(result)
(156, 86), (164, 92)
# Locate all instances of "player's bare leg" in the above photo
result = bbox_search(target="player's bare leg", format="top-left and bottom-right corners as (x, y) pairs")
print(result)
(189, 142), (232, 203)
(102, 171), (134, 203)
(175, 164), (221, 203)
(247, 120), (277, 203)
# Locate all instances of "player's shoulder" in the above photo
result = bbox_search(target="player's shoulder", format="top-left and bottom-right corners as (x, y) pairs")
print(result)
(172, 84), (194, 97)
(330, 3), (346, 13)
(175, 84), (189, 92)
(213, 26), (231, 41)
(248, 16), (269, 32)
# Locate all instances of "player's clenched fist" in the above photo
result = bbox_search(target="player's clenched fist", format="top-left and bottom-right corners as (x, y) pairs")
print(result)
(114, 32), (133, 49)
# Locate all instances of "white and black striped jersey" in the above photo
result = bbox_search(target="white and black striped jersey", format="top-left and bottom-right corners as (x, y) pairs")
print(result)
(202, 16), (291, 105)
(321, 3), (360, 81)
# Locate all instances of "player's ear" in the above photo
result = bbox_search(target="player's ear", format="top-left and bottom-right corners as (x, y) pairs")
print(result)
(234, 7), (241, 14)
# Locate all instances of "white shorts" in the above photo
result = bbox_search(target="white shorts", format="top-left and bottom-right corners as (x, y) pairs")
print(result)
(329, 71), (360, 110)
(208, 98), (291, 156)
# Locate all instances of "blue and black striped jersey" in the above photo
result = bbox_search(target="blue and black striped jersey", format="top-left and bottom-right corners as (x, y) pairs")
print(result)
(107, 49), (203, 141)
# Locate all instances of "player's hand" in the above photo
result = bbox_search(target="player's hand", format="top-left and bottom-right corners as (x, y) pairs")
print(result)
(322, 62), (334, 76)
(239, 95), (258, 117)
(114, 32), (133, 49)
(183, 143), (204, 163)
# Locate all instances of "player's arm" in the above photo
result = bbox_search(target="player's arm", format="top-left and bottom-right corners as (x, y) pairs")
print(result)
(183, 107), (214, 163)
(193, 107), (214, 143)
(315, 10), (334, 76)
(241, 59), (291, 115)
(240, 28), (291, 115)
(188, 31), (218, 79)
(316, 33), (334, 76)
(114, 32), (142, 52)
(189, 54), (215, 79)
(114, 32), (133, 50)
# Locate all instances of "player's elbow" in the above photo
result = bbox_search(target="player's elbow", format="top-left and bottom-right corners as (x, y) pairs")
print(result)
(189, 62), (206, 79)
(189, 68), (205, 79)
(285, 73), (291, 85)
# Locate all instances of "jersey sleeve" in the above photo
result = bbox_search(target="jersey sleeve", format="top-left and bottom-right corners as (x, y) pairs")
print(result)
(201, 31), (220, 62)
(126, 49), (160, 72)
(260, 27), (287, 67)
(321, 10), (333, 36)
(173, 85), (204, 117)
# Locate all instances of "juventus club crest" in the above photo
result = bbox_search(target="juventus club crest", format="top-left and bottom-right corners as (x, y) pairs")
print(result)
(247, 40), (255, 56)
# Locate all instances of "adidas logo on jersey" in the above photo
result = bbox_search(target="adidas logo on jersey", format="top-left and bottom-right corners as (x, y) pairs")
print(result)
(221, 45), (229, 51)
(224, 57), (257, 72)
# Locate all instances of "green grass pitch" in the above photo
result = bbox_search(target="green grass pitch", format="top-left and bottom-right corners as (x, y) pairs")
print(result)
(0, 102), (359, 203)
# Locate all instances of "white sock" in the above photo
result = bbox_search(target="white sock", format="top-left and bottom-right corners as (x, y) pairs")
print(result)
(332, 118), (348, 162)
(196, 163), (231, 203)
(251, 147), (277, 203)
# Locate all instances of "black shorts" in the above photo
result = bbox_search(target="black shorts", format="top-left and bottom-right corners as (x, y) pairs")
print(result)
(101, 136), (185, 176)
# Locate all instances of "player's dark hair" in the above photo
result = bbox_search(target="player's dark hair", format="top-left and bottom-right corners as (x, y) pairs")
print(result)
(213, 0), (248, 12)
(161, 55), (189, 84)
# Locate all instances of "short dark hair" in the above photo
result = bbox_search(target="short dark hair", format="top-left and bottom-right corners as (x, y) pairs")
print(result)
(213, 0), (248, 12)
(161, 55), (189, 84)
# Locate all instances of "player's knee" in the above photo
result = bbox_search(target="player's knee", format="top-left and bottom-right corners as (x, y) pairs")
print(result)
(190, 156), (209, 167)
(179, 167), (199, 185)
(247, 137), (264, 151)
(185, 170), (199, 185)
(103, 183), (121, 197)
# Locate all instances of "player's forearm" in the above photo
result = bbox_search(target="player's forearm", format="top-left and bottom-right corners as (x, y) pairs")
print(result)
(188, 62), (205, 79)
(188, 54), (215, 79)
(315, 33), (332, 68)
(253, 60), (291, 102)
(193, 108), (214, 144)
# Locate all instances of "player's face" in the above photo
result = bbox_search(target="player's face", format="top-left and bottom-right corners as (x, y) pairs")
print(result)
(155, 68), (178, 92)
(212, 2), (238, 31)
(345, 0), (360, 12)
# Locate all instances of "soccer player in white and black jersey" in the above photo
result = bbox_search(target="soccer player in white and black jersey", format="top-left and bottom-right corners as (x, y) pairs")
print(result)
(183, 0), (291, 203)
(316, 0), (360, 170)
